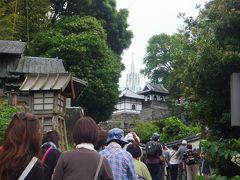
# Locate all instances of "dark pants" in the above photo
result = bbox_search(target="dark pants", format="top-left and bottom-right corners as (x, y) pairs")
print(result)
(170, 164), (178, 180)
(147, 163), (164, 180)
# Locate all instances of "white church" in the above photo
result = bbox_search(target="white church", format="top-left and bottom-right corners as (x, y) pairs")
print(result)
(113, 57), (170, 122)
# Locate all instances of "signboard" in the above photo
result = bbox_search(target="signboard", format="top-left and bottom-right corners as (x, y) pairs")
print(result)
(230, 73), (240, 126)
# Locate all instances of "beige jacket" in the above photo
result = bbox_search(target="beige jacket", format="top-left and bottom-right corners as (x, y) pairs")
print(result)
(52, 148), (114, 180)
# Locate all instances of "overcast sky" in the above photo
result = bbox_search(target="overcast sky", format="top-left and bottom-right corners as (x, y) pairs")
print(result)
(116, 0), (208, 89)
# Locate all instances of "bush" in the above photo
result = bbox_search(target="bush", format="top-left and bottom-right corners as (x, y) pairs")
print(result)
(133, 117), (200, 143)
(201, 139), (240, 177)
(0, 102), (17, 144)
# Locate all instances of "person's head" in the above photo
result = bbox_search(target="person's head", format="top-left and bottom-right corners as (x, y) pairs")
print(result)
(0, 112), (41, 177)
(182, 140), (187, 145)
(172, 145), (179, 151)
(126, 142), (142, 159)
(125, 133), (134, 143)
(94, 129), (108, 151)
(42, 130), (60, 148)
(72, 116), (99, 145)
(187, 144), (192, 150)
(105, 128), (128, 148)
(151, 132), (160, 142)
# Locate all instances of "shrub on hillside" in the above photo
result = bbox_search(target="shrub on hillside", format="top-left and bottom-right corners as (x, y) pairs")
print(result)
(0, 102), (17, 144)
(133, 117), (200, 143)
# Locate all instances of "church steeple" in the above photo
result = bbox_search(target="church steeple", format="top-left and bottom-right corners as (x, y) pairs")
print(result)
(126, 53), (141, 93)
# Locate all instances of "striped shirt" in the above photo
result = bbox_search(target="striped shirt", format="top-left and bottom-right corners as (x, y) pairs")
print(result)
(100, 142), (137, 180)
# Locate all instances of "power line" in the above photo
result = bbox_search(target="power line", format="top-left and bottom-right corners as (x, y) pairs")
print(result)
(128, 0), (135, 9)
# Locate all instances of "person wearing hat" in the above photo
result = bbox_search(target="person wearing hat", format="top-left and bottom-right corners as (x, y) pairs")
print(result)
(100, 128), (137, 180)
(176, 140), (188, 180)
(145, 132), (164, 180)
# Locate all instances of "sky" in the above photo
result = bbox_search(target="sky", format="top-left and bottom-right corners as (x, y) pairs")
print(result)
(116, 0), (208, 89)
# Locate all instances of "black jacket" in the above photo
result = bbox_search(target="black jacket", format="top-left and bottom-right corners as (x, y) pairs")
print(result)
(41, 144), (61, 180)
(11, 159), (44, 180)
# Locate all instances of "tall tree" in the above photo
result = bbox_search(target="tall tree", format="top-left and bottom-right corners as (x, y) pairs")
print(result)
(0, 0), (50, 42)
(29, 16), (122, 122)
(50, 0), (133, 55)
(142, 33), (195, 99)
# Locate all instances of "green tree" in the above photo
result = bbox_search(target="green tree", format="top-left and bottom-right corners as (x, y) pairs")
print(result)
(50, 0), (133, 55)
(0, 0), (50, 42)
(29, 16), (122, 122)
(142, 33), (195, 99)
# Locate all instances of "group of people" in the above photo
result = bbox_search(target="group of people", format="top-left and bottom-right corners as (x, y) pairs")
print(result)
(0, 112), (210, 180)
(144, 136), (211, 180)
(0, 112), (148, 180)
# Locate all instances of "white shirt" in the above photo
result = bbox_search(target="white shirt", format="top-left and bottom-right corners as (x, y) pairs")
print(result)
(169, 149), (180, 165)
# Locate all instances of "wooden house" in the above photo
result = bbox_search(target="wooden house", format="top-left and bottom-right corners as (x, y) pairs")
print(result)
(0, 40), (26, 97)
(139, 83), (170, 120)
(0, 40), (87, 150)
(19, 73), (87, 150)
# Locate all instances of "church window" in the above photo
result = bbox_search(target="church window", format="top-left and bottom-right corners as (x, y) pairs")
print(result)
(147, 96), (150, 101)
(154, 95), (157, 101)
(132, 104), (136, 110)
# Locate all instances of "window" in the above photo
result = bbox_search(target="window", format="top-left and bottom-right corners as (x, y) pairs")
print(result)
(147, 96), (150, 101)
(132, 104), (136, 110)
(154, 95), (157, 101)
(160, 96), (164, 101)
(57, 93), (65, 113)
(33, 92), (54, 110)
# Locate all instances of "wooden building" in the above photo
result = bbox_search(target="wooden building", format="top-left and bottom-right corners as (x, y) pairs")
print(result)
(0, 40), (87, 150)
(139, 83), (170, 120)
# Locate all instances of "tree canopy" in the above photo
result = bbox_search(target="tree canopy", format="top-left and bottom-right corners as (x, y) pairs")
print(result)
(50, 0), (133, 55)
(29, 16), (122, 122)
(142, 0), (240, 137)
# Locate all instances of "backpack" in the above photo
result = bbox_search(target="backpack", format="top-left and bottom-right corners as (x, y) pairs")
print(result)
(184, 150), (199, 165)
(145, 141), (159, 156)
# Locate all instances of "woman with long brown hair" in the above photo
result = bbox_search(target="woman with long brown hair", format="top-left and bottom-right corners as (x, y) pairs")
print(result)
(0, 112), (44, 180)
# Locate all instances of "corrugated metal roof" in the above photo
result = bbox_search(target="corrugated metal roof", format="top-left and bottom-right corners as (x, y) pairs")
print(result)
(120, 88), (144, 100)
(15, 56), (66, 74)
(139, 82), (169, 94)
(0, 40), (26, 55)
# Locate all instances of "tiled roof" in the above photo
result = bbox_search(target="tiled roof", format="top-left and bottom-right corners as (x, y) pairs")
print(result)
(15, 56), (66, 74)
(139, 82), (169, 94)
(0, 40), (26, 55)
(120, 88), (144, 100)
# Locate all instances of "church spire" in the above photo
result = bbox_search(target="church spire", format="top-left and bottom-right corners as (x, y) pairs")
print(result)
(126, 53), (141, 93)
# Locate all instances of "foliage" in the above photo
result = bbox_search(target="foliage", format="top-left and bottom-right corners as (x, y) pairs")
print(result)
(29, 16), (122, 122)
(133, 117), (200, 143)
(142, 0), (240, 138)
(201, 139), (240, 177)
(132, 120), (160, 143)
(50, 0), (133, 55)
(0, 101), (17, 144)
(159, 117), (200, 143)
(0, 0), (50, 42)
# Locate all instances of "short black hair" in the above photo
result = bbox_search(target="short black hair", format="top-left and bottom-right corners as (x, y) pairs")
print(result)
(187, 144), (192, 149)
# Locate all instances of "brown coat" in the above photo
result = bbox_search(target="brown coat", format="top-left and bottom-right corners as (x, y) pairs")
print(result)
(52, 148), (114, 180)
